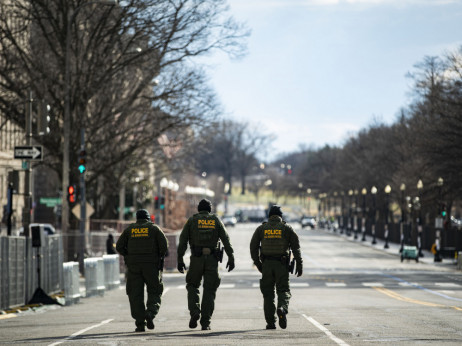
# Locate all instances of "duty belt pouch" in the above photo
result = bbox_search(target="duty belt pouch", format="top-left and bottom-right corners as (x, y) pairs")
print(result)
(202, 248), (211, 255)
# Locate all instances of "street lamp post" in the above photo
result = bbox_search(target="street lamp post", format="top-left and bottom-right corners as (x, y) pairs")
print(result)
(399, 183), (406, 253)
(340, 191), (345, 234)
(347, 189), (353, 236)
(353, 189), (359, 239)
(384, 184), (391, 249)
(371, 186), (377, 244)
(434, 177), (444, 262)
(417, 179), (424, 257)
(361, 188), (367, 241)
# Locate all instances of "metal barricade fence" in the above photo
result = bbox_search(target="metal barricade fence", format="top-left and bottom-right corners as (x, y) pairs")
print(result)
(8, 236), (26, 308)
(63, 262), (81, 305)
(0, 235), (64, 311)
(84, 257), (105, 297)
(102, 254), (120, 290)
(0, 237), (7, 310)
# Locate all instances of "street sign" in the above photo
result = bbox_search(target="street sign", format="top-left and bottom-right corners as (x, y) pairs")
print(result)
(40, 197), (62, 207)
(14, 146), (43, 160)
(72, 203), (95, 220)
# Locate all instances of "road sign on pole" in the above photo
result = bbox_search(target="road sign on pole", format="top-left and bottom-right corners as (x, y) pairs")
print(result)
(14, 146), (43, 160)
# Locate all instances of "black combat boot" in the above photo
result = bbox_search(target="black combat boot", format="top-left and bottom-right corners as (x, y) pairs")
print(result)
(277, 308), (287, 329)
(189, 311), (200, 329)
(146, 312), (155, 330)
(266, 323), (276, 330)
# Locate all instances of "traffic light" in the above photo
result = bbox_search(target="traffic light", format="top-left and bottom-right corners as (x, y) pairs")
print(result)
(78, 150), (86, 174)
(154, 196), (159, 209)
(37, 100), (50, 135)
(160, 196), (165, 210)
(68, 185), (76, 203)
(441, 204), (447, 217)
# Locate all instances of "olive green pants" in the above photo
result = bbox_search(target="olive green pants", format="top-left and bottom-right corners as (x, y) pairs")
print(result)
(260, 259), (291, 324)
(126, 262), (164, 328)
(186, 254), (221, 327)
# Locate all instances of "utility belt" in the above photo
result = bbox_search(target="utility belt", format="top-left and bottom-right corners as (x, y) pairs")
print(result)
(260, 253), (295, 273)
(191, 245), (224, 262)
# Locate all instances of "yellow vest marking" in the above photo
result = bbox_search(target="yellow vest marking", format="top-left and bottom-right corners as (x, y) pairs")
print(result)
(264, 229), (282, 238)
(198, 219), (215, 229)
(131, 228), (149, 237)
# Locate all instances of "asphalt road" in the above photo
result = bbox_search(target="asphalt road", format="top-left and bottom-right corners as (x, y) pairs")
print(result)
(1, 222), (461, 345)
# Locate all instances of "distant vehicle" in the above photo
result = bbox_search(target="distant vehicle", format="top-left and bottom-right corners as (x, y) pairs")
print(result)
(222, 215), (237, 227)
(235, 208), (266, 223)
(300, 216), (317, 229)
(16, 223), (56, 236)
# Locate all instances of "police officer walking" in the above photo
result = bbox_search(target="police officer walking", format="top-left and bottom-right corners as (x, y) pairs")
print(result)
(250, 205), (303, 330)
(116, 209), (168, 332)
(177, 199), (235, 330)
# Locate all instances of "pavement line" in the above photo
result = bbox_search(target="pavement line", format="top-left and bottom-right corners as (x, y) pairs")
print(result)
(380, 274), (462, 302)
(373, 287), (462, 312)
(362, 282), (383, 287)
(325, 282), (346, 287)
(220, 284), (235, 289)
(48, 319), (113, 346)
(0, 314), (17, 320)
(434, 282), (461, 287)
(163, 287), (170, 296)
(302, 314), (350, 346)
(291, 283), (309, 287)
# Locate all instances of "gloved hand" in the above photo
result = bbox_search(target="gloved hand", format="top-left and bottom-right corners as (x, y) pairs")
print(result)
(226, 258), (235, 272)
(177, 262), (187, 274)
(295, 262), (303, 277)
(255, 261), (263, 273)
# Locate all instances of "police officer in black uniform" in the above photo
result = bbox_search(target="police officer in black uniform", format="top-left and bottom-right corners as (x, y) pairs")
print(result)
(250, 205), (303, 329)
(177, 199), (235, 330)
(116, 209), (168, 332)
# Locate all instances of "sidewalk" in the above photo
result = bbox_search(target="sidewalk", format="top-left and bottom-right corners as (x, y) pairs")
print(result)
(320, 226), (460, 271)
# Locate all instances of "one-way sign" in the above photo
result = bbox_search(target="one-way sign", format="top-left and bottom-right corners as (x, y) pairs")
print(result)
(14, 146), (43, 160)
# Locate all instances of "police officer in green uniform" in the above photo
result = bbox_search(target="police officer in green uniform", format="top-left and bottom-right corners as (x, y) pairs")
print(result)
(177, 199), (235, 330)
(250, 205), (303, 330)
(116, 209), (168, 332)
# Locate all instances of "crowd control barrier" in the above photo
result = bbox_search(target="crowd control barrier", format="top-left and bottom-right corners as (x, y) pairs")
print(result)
(62, 262), (81, 305)
(0, 235), (63, 311)
(84, 257), (106, 297)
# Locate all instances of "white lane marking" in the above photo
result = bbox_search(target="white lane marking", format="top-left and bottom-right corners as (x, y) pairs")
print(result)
(163, 287), (170, 296)
(303, 254), (322, 266)
(434, 282), (461, 288)
(399, 282), (419, 287)
(291, 283), (309, 287)
(325, 282), (346, 287)
(362, 282), (383, 287)
(48, 319), (113, 346)
(252, 283), (260, 288)
(177, 285), (186, 289)
(220, 284), (235, 289)
(302, 314), (350, 346)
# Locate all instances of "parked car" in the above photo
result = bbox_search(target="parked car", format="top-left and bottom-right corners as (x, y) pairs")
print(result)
(222, 215), (237, 227)
(300, 216), (317, 229)
(16, 223), (56, 236)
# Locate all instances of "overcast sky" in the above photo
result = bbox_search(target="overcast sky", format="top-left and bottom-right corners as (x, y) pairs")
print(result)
(203, 0), (462, 161)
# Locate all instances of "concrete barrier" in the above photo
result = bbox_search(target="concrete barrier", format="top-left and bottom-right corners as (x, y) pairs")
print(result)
(103, 254), (120, 290)
(63, 262), (81, 305)
(84, 257), (105, 297)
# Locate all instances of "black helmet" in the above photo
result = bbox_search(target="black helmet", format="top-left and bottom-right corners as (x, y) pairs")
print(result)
(198, 199), (212, 212)
(268, 205), (283, 217)
(136, 209), (150, 220)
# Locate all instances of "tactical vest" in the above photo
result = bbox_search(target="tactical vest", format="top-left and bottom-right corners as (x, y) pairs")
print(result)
(126, 221), (157, 262)
(190, 213), (219, 248)
(260, 221), (289, 256)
